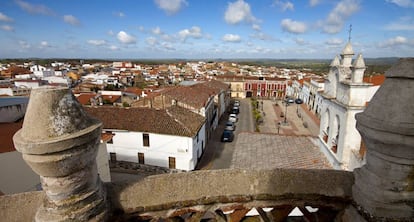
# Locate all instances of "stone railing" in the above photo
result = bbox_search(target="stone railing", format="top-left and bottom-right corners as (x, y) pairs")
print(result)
(1, 58), (413, 221)
(107, 169), (353, 221)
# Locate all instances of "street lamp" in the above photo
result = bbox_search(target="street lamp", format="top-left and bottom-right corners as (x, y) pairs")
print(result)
(277, 122), (281, 134)
(284, 101), (288, 124)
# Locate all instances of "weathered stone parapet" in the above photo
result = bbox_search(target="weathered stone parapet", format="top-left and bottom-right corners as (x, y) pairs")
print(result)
(107, 169), (354, 220)
(354, 58), (414, 220)
(13, 87), (108, 221)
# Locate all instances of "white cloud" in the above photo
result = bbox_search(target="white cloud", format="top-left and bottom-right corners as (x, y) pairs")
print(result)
(117, 31), (136, 44)
(281, 19), (307, 34)
(0, 12), (13, 22)
(386, 0), (414, 7)
(146, 37), (158, 46)
(379, 36), (409, 47)
(19, 40), (31, 49)
(294, 37), (308, 45)
(63, 15), (80, 26)
(15, 0), (54, 16)
(224, 0), (258, 25)
(273, 0), (294, 11)
(222, 34), (241, 42)
(252, 24), (261, 31)
(250, 32), (276, 41)
(1, 25), (14, 31)
(322, 0), (360, 34)
(178, 26), (202, 41)
(152, 26), (163, 35)
(88, 40), (107, 46)
(39, 41), (51, 48)
(109, 45), (119, 50)
(384, 16), (414, 31)
(154, 0), (187, 15)
(114, 12), (125, 17)
(309, 0), (321, 6)
(138, 26), (145, 32)
(325, 38), (344, 45)
(162, 42), (175, 51)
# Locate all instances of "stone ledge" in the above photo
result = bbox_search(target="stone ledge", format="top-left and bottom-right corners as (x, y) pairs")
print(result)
(107, 169), (354, 216)
(0, 169), (354, 221)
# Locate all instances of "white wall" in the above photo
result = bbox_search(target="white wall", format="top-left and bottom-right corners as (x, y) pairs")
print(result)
(0, 103), (27, 122)
(106, 127), (205, 171)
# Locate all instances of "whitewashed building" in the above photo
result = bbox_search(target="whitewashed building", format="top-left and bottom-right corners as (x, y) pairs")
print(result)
(318, 41), (384, 171)
(85, 106), (206, 171)
(30, 65), (54, 78)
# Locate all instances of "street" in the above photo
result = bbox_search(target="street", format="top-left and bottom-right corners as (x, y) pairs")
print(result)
(196, 97), (320, 170)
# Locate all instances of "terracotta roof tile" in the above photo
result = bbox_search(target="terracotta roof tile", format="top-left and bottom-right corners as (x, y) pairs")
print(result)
(76, 93), (96, 105)
(84, 106), (205, 137)
(0, 120), (23, 153)
(363, 74), (385, 86)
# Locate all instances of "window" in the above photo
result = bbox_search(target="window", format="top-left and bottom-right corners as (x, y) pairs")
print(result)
(143, 133), (149, 147)
(138, 152), (145, 164)
(168, 157), (176, 169)
(109, 152), (116, 163)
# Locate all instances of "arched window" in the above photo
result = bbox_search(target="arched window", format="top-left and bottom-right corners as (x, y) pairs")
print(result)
(331, 115), (340, 153)
(322, 109), (330, 143)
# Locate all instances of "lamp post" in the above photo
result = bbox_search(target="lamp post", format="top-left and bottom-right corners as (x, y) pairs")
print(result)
(284, 101), (288, 124)
(277, 122), (281, 134)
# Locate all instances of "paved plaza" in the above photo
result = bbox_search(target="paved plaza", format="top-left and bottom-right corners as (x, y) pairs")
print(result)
(197, 98), (332, 170)
(231, 133), (331, 170)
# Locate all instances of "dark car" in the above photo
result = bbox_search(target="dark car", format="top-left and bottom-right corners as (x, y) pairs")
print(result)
(221, 130), (234, 142)
(225, 121), (236, 131)
(295, 98), (303, 104)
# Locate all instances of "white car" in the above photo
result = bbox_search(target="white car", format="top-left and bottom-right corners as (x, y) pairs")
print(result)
(229, 113), (238, 122)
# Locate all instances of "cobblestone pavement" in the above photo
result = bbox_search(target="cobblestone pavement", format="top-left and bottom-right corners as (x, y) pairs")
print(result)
(231, 132), (332, 169)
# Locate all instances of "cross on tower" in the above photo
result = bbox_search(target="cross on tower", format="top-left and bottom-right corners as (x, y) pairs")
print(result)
(348, 24), (352, 42)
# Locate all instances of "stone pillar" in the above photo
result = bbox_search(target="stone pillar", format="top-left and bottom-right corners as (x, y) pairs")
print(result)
(353, 58), (414, 219)
(13, 87), (108, 221)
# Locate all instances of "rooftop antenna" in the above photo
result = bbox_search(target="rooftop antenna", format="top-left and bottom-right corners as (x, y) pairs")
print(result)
(348, 24), (352, 42)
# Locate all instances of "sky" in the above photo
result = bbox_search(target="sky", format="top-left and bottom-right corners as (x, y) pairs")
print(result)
(0, 0), (414, 59)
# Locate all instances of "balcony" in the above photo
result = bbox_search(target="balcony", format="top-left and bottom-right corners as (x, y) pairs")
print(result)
(1, 58), (414, 221)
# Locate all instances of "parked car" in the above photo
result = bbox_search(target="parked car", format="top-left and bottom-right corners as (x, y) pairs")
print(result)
(228, 113), (238, 123)
(225, 121), (236, 131)
(231, 106), (240, 114)
(234, 100), (240, 107)
(221, 130), (234, 142)
(286, 98), (294, 103)
(295, 98), (303, 104)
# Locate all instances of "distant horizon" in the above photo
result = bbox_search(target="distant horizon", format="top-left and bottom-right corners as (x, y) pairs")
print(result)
(1, 0), (414, 59)
(0, 56), (403, 62)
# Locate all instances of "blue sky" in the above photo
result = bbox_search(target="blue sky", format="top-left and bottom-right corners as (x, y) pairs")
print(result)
(1, 0), (414, 59)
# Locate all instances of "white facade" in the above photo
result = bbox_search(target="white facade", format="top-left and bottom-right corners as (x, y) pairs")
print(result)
(106, 124), (206, 171)
(318, 42), (378, 171)
(30, 65), (55, 78)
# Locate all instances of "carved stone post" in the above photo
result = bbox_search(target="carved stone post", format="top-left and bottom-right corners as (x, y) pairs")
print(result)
(353, 58), (414, 219)
(13, 87), (108, 221)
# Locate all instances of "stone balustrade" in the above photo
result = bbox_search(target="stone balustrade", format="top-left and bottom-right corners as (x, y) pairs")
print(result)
(0, 58), (413, 221)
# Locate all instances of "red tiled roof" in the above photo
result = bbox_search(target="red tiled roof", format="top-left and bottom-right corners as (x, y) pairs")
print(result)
(84, 106), (205, 137)
(76, 93), (96, 105)
(0, 120), (23, 153)
(163, 85), (212, 109)
(363, 74), (385, 86)
(102, 95), (121, 103)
